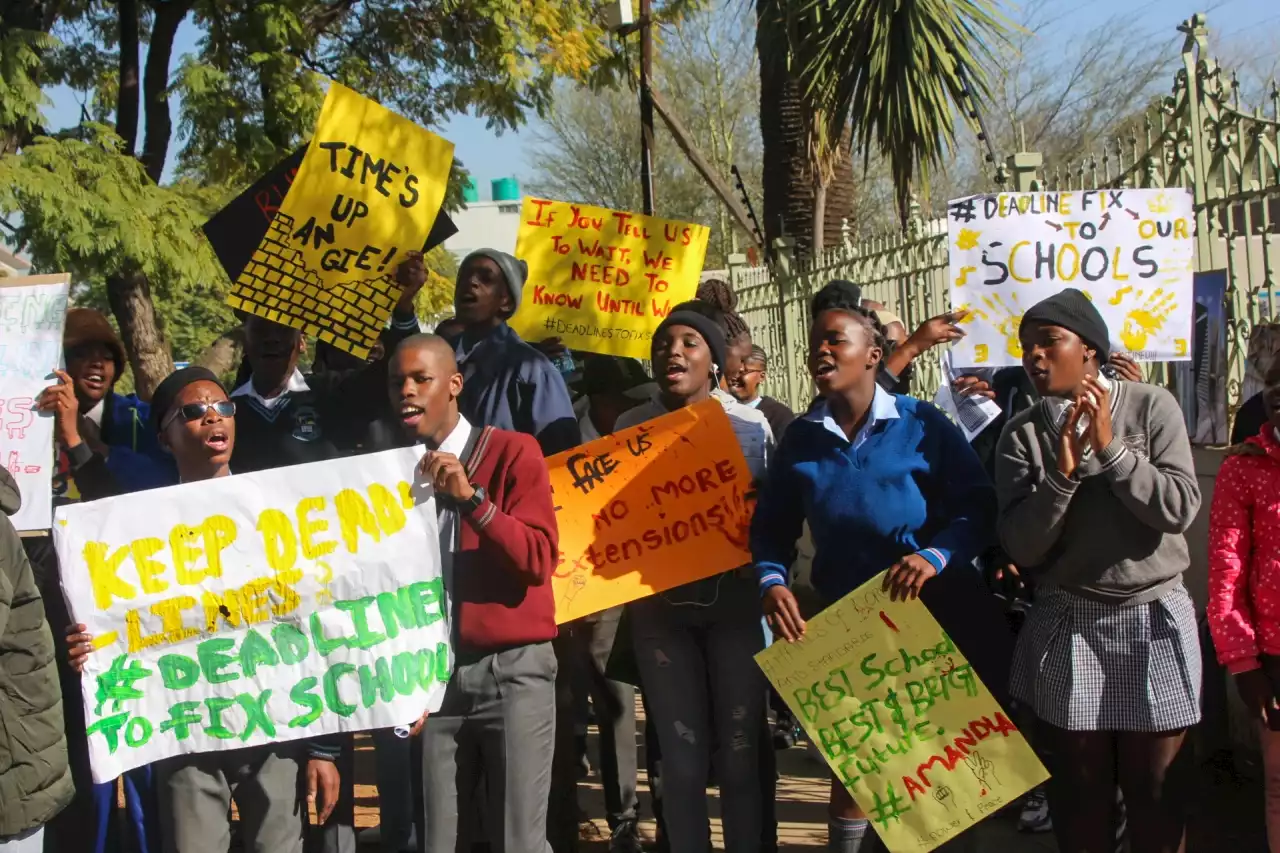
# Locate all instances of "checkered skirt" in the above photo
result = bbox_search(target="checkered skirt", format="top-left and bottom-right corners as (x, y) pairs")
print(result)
(1010, 584), (1202, 732)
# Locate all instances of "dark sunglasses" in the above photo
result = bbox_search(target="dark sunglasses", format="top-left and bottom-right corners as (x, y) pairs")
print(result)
(162, 400), (236, 429)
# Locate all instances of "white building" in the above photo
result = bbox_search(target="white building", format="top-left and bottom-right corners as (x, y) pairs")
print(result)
(443, 177), (523, 261)
(0, 246), (33, 277)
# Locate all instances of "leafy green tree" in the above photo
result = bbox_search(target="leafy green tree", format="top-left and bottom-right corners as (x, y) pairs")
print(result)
(0, 0), (699, 396)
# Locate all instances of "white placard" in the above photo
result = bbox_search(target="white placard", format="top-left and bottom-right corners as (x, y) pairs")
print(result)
(54, 447), (448, 782)
(0, 274), (70, 531)
(947, 189), (1195, 367)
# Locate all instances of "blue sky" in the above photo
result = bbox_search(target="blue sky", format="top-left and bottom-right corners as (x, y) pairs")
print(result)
(40, 0), (1278, 193)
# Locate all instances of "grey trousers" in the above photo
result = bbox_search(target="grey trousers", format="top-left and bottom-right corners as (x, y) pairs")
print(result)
(567, 607), (638, 827)
(156, 744), (304, 853)
(630, 575), (767, 853)
(421, 642), (558, 853)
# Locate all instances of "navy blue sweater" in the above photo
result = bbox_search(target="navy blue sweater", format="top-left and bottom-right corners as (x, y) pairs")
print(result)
(752, 392), (995, 602)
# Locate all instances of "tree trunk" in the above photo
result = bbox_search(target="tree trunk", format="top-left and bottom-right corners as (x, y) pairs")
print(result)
(192, 327), (246, 379)
(116, 0), (140, 153)
(138, 0), (195, 182)
(812, 179), (827, 256)
(756, 2), (855, 262)
(106, 268), (174, 401)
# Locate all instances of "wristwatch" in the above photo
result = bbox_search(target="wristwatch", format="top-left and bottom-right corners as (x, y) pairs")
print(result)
(459, 486), (487, 515)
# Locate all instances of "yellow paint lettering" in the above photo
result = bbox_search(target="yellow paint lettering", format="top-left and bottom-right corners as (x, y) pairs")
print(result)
(258, 508), (298, 572)
(170, 524), (203, 584)
(368, 484), (407, 536)
(297, 497), (336, 559)
(203, 588), (242, 633)
(85, 541), (137, 609)
(1059, 194), (1073, 215)
(130, 537), (169, 596)
(200, 515), (237, 579)
(239, 578), (274, 624)
(269, 569), (303, 617)
(1138, 220), (1158, 239)
(974, 344), (989, 364)
(1062, 222), (1081, 239)
(1057, 243), (1081, 281)
(1175, 338), (1188, 356)
(335, 488), (380, 552)
(150, 595), (199, 646)
(1111, 246), (1130, 281)
(1009, 241), (1033, 283)
(397, 481), (414, 509)
(1173, 218), (1189, 239)
(126, 607), (165, 653)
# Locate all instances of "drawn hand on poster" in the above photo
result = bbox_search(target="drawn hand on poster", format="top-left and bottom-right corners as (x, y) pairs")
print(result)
(964, 750), (999, 792)
(1110, 287), (1179, 352)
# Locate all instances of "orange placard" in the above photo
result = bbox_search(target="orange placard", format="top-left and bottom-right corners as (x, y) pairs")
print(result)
(550, 400), (755, 623)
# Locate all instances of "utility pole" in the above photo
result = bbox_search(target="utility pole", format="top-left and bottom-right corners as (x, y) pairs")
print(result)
(638, 0), (656, 216)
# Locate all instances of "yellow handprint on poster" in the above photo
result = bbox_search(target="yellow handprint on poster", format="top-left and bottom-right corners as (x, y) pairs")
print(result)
(1117, 288), (1178, 352)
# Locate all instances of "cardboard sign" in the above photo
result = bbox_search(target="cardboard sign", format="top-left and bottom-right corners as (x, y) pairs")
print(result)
(510, 198), (709, 359)
(225, 83), (454, 357)
(947, 189), (1195, 367)
(0, 273), (70, 531)
(756, 573), (1048, 853)
(202, 144), (457, 285)
(549, 400), (753, 623)
(53, 448), (450, 782)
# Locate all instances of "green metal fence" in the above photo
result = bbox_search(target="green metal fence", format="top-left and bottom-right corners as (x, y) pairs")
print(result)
(730, 12), (1280, 428)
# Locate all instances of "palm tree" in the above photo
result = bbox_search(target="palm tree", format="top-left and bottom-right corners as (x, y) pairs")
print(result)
(758, 0), (1009, 253)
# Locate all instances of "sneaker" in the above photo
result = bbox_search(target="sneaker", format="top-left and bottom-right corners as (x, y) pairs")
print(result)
(1017, 787), (1052, 833)
(609, 820), (643, 853)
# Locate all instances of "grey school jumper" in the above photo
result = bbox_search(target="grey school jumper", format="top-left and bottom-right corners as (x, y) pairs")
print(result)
(995, 380), (1200, 605)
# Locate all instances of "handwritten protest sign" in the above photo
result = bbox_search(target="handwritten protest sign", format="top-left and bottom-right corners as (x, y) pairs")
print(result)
(1, 274), (69, 531)
(550, 400), (753, 623)
(756, 573), (1048, 853)
(947, 189), (1195, 367)
(226, 83), (454, 358)
(203, 143), (457, 285)
(510, 198), (710, 359)
(53, 448), (449, 782)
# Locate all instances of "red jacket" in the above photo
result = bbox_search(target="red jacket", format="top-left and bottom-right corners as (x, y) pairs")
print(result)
(1208, 425), (1280, 674)
(455, 425), (559, 651)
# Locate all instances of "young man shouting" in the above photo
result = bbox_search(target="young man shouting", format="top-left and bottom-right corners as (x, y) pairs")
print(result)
(389, 334), (559, 853)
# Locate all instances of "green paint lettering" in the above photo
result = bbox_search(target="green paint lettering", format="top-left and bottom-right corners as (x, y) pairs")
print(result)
(272, 622), (310, 665)
(158, 653), (200, 690)
(376, 587), (418, 639)
(288, 677), (324, 728)
(238, 628), (280, 678)
(125, 715), (153, 747)
(335, 596), (386, 649)
(86, 711), (130, 753)
(324, 662), (357, 717)
(410, 580), (445, 629)
(236, 690), (276, 740)
(358, 656), (395, 708)
(205, 696), (237, 739)
(197, 638), (240, 684)
(310, 611), (352, 656)
(434, 642), (450, 683)
(418, 647), (435, 690)
(160, 701), (203, 740)
(392, 652), (417, 697)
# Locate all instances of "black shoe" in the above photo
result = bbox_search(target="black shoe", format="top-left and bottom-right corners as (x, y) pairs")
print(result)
(772, 722), (800, 750)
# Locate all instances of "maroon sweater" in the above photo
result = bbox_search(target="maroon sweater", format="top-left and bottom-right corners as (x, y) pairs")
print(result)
(456, 425), (560, 651)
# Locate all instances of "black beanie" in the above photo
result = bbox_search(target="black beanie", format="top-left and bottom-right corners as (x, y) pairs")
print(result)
(1021, 288), (1111, 361)
(460, 249), (528, 311)
(654, 307), (728, 378)
(151, 366), (227, 433)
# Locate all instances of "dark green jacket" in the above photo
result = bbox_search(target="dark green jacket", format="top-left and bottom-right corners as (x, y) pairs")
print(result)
(0, 470), (73, 837)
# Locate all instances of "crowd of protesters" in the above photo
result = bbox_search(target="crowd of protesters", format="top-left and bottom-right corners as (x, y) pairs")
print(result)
(2, 245), (1278, 853)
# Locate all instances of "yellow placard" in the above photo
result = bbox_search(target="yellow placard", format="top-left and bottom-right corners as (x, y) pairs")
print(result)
(226, 82), (454, 357)
(510, 198), (710, 359)
(756, 574), (1048, 853)
(550, 400), (753, 623)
